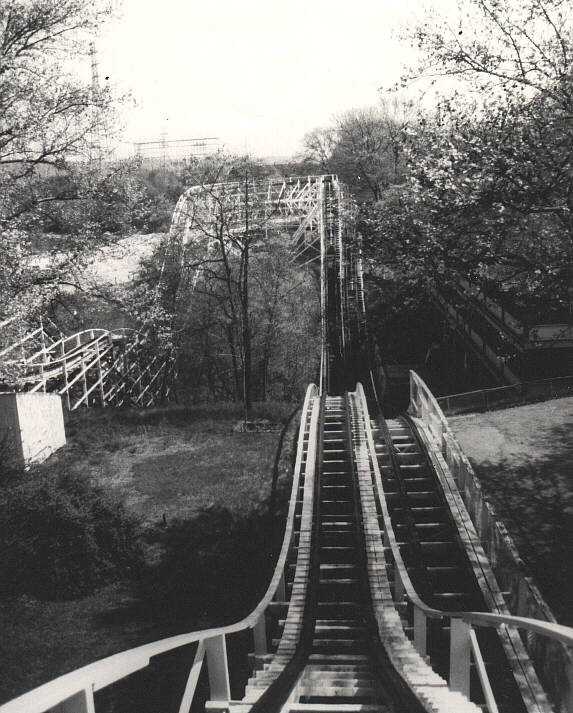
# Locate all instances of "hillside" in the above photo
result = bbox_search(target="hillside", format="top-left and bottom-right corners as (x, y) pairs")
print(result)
(448, 397), (572, 625)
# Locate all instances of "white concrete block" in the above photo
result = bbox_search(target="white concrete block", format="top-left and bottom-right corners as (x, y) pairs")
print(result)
(0, 392), (66, 466)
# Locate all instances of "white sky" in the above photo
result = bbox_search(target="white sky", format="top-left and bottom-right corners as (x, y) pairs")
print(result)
(97, 0), (457, 157)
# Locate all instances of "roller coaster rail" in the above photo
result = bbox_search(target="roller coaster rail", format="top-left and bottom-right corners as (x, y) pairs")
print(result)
(409, 371), (573, 708)
(1, 378), (571, 713)
(354, 380), (572, 711)
(0, 319), (173, 410)
(1, 174), (572, 713)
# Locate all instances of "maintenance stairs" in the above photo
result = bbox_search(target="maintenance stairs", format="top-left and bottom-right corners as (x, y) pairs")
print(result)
(371, 417), (530, 713)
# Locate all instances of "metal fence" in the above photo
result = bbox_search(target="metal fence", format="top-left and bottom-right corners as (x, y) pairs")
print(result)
(437, 375), (573, 415)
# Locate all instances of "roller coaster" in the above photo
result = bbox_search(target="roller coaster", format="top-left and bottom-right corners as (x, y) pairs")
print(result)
(1, 175), (572, 713)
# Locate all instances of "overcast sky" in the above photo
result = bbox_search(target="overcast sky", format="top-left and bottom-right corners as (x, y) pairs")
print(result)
(97, 0), (457, 157)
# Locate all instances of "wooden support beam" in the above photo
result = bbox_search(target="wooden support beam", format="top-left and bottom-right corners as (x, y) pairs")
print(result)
(450, 618), (471, 697)
(205, 635), (231, 702)
(414, 606), (427, 657)
(253, 616), (267, 655)
(177, 642), (205, 713)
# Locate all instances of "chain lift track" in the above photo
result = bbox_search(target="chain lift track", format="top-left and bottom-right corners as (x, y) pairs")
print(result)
(1, 175), (572, 713)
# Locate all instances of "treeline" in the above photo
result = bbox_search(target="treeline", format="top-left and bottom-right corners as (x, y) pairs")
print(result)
(302, 0), (572, 338)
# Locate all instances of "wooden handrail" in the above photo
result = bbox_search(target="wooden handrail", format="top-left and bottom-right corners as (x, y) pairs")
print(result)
(0, 383), (320, 713)
(355, 381), (573, 647)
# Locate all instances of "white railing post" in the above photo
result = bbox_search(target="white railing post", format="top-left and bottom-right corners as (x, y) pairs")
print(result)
(61, 341), (71, 410)
(205, 634), (231, 702)
(276, 570), (286, 601)
(409, 372), (417, 416)
(414, 606), (427, 657)
(58, 687), (95, 713)
(177, 642), (205, 713)
(253, 615), (268, 655)
(450, 618), (471, 697)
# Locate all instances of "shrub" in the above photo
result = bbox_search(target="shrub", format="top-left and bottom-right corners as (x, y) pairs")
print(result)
(0, 465), (144, 600)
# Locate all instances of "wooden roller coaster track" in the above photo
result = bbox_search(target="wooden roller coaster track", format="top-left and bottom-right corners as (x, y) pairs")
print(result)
(1, 175), (571, 713)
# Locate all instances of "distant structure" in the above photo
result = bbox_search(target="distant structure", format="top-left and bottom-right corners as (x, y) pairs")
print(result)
(89, 41), (100, 94)
(88, 40), (106, 161)
(133, 136), (222, 167)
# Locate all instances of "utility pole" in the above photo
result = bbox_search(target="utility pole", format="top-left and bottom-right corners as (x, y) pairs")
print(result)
(161, 129), (168, 176)
(89, 41), (102, 163)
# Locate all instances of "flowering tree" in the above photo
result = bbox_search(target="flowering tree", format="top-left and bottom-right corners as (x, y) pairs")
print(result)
(362, 0), (572, 318)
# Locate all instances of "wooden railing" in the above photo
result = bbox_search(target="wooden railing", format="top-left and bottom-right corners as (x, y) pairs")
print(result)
(0, 383), (320, 713)
(406, 371), (573, 712)
(457, 277), (573, 346)
(355, 381), (573, 713)
(431, 287), (521, 385)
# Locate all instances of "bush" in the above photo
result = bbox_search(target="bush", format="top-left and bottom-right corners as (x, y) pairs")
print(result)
(0, 466), (144, 600)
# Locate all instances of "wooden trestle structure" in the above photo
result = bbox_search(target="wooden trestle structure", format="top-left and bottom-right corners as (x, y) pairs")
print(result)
(1, 176), (572, 713)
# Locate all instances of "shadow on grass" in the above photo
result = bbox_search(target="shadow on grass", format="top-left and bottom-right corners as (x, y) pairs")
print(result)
(95, 477), (291, 634)
(471, 421), (573, 625)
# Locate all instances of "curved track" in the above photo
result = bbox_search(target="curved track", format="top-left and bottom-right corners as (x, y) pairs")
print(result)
(1, 175), (571, 713)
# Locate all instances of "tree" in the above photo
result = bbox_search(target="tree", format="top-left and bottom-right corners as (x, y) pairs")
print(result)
(0, 1), (132, 328)
(131, 157), (320, 408)
(303, 99), (413, 200)
(402, 0), (571, 102)
(0, 0), (114, 174)
(360, 0), (573, 320)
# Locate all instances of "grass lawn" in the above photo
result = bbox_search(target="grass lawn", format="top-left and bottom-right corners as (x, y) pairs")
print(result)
(448, 397), (572, 625)
(66, 406), (286, 525)
(0, 402), (297, 704)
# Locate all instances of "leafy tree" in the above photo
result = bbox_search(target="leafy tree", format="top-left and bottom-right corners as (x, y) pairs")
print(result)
(361, 0), (573, 322)
(0, 0), (114, 173)
(0, 0), (129, 328)
(402, 0), (571, 102)
(129, 157), (320, 407)
(303, 99), (413, 199)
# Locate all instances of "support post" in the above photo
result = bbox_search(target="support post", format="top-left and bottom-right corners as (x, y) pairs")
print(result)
(80, 351), (88, 408)
(205, 634), (231, 702)
(40, 321), (47, 393)
(276, 570), (286, 601)
(394, 568), (404, 602)
(450, 618), (471, 697)
(58, 686), (96, 713)
(61, 340), (71, 410)
(253, 615), (268, 654)
(178, 642), (205, 713)
(414, 607), (427, 657)
(95, 339), (105, 406)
